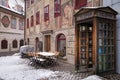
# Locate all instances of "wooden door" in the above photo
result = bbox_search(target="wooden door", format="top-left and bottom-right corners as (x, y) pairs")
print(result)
(44, 35), (51, 52)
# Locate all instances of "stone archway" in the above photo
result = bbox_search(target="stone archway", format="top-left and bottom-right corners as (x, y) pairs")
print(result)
(56, 34), (66, 57)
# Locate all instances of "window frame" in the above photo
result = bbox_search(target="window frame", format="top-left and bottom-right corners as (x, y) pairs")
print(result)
(75, 0), (87, 9)
(44, 5), (49, 22)
(12, 39), (18, 48)
(36, 11), (40, 25)
(1, 39), (8, 49)
(31, 15), (34, 27)
(54, 0), (61, 18)
(31, 0), (34, 4)
(19, 19), (24, 30)
(27, 18), (29, 28)
(11, 16), (17, 29)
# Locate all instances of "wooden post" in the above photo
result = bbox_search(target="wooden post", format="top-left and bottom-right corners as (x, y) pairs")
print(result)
(92, 17), (97, 73)
(75, 23), (80, 71)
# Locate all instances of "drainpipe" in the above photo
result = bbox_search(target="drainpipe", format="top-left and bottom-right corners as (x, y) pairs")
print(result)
(24, 0), (26, 45)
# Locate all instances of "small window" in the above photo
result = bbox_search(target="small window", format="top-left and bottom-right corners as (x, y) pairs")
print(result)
(1, 40), (8, 49)
(44, 5), (49, 22)
(31, 0), (34, 4)
(11, 17), (17, 29)
(54, 0), (61, 17)
(26, 0), (30, 8)
(20, 39), (24, 47)
(31, 15), (34, 27)
(36, 11), (40, 25)
(19, 19), (24, 30)
(12, 40), (18, 48)
(27, 18), (29, 28)
(75, 0), (87, 9)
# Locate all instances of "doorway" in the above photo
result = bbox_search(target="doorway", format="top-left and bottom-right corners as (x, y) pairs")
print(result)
(56, 34), (66, 57)
(44, 35), (51, 52)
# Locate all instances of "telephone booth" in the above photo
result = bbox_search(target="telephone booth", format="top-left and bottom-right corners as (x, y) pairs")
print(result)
(74, 6), (117, 73)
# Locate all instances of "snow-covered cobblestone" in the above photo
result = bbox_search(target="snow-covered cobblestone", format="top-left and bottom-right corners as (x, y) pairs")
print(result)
(0, 53), (104, 80)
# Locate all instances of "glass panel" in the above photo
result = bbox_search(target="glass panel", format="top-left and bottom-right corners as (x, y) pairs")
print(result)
(104, 39), (106, 45)
(81, 52), (86, 58)
(81, 46), (86, 52)
(98, 22), (115, 72)
(88, 46), (92, 51)
(81, 26), (86, 31)
(89, 39), (92, 45)
(88, 32), (92, 37)
(81, 32), (86, 38)
(81, 39), (86, 45)
(104, 46), (106, 54)
(99, 39), (102, 46)
(89, 52), (92, 57)
(99, 55), (102, 62)
(99, 47), (102, 54)
(99, 63), (102, 72)
(89, 26), (92, 31)
(81, 59), (87, 65)
(99, 30), (103, 38)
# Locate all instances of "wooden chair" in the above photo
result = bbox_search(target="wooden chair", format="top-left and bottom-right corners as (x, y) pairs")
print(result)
(52, 51), (59, 65)
(54, 51), (60, 58)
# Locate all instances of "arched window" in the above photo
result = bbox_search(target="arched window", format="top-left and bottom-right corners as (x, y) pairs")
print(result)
(20, 39), (24, 47)
(12, 40), (18, 48)
(56, 34), (66, 57)
(1, 39), (8, 49)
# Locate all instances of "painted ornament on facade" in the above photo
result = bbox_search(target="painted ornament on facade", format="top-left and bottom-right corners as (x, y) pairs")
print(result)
(1, 15), (10, 28)
(62, 0), (73, 27)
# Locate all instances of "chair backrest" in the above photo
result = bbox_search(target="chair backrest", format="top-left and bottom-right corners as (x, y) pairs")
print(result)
(55, 51), (59, 56)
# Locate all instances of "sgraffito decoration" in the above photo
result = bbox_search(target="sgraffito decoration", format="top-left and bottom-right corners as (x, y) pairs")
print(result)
(1, 15), (10, 28)
(62, 0), (73, 27)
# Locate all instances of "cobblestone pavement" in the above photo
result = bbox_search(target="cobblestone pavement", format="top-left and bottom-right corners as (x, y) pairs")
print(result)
(102, 73), (120, 80)
(35, 59), (120, 80)
(0, 51), (18, 57)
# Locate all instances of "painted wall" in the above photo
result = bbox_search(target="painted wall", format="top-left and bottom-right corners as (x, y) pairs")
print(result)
(0, 9), (24, 53)
(25, 0), (75, 64)
(103, 0), (120, 73)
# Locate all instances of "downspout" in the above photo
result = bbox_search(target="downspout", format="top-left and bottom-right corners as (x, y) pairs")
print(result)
(24, 0), (26, 45)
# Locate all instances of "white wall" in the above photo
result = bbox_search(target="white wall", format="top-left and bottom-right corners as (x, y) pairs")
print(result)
(116, 15), (120, 74)
(103, 0), (120, 74)
(103, 0), (111, 6)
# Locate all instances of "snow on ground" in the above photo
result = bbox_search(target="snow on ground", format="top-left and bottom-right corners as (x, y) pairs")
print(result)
(82, 75), (103, 80)
(0, 54), (55, 80)
(0, 53), (103, 80)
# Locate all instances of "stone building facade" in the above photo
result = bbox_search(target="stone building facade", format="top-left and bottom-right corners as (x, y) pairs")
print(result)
(0, 5), (24, 55)
(25, 0), (103, 65)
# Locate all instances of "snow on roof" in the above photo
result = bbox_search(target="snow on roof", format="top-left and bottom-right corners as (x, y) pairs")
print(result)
(82, 6), (105, 9)
(0, 5), (24, 15)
